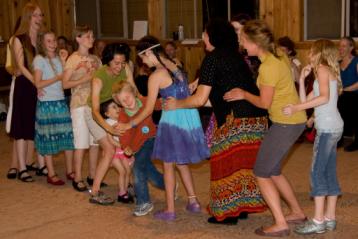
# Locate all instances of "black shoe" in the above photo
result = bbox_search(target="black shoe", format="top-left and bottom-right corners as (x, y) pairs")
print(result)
(86, 176), (108, 188)
(26, 163), (38, 171)
(72, 180), (88, 192)
(117, 193), (134, 204)
(18, 170), (34, 182)
(238, 212), (249, 219)
(344, 142), (358, 152)
(7, 168), (18, 179)
(207, 216), (238, 225)
(36, 166), (48, 176)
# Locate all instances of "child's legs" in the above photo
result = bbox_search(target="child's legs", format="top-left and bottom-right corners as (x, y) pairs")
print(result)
(176, 164), (197, 203)
(326, 132), (342, 196)
(15, 139), (28, 171)
(311, 132), (341, 196)
(325, 196), (338, 219)
(71, 107), (89, 180)
(74, 149), (86, 181)
(64, 150), (74, 174)
(44, 155), (55, 177)
(112, 159), (126, 194)
(92, 136), (115, 194)
(325, 132), (342, 220)
(88, 145), (99, 179)
(10, 141), (18, 168)
(26, 140), (35, 165)
(313, 196), (326, 221)
(143, 139), (164, 189)
(121, 159), (132, 189)
(163, 162), (176, 212)
(133, 143), (152, 205)
(84, 106), (114, 194)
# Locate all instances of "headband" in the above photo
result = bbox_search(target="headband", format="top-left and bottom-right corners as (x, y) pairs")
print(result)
(137, 43), (161, 55)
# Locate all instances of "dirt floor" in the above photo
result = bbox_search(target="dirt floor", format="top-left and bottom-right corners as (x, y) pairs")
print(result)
(0, 122), (358, 239)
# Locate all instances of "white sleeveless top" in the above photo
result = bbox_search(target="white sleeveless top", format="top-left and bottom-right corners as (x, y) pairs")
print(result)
(313, 79), (343, 133)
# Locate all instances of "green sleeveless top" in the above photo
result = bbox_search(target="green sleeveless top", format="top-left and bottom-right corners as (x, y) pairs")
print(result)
(88, 65), (127, 106)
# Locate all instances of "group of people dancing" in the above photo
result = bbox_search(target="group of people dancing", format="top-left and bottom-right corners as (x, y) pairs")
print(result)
(4, 2), (358, 237)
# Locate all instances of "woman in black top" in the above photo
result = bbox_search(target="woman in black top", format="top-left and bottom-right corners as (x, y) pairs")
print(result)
(165, 19), (268, 224)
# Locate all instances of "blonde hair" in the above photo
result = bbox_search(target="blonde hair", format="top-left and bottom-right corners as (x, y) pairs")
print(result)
(112, 81), (138, 106)
(242, 20), (278, 57)
(310, 39), (342, 93)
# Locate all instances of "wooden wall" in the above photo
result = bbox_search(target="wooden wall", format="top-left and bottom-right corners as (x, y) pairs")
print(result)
(0, 0), (74, 42)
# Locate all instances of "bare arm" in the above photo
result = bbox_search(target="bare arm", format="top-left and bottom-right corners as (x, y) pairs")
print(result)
(33, 69), (61, 89)
(283, 66), (330, 115)
(165, 84), (212, 110)
(224, 85), (274, 110)
(12, 37), (34, 83)
(128, 72), (162, 127)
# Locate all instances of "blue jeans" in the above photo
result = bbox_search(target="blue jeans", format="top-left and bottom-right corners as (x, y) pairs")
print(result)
(133, 138), (165, 205)
(311, 131), (342, 197)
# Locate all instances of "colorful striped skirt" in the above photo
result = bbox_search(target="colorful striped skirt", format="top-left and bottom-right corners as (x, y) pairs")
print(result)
(207, 114), (268, 220)
(35, 99), (74, 155)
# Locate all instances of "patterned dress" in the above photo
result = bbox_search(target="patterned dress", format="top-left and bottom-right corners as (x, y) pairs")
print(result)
(152, 70), (210, 164)
(199, 48), (267, 220)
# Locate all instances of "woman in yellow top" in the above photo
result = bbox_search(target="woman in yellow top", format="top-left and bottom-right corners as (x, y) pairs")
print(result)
(224, 20), (307, 237)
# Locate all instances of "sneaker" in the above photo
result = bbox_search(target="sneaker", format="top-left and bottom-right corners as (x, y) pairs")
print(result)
(325, 219), (337, 231)
(133, 202), (154, 216)
(89, 191), (114, 206)
(294, 219), (326, 235)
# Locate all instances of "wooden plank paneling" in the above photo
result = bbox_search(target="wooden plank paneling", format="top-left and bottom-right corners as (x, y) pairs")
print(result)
(0, 0), (74, 42)
(148, 0), (164, 38)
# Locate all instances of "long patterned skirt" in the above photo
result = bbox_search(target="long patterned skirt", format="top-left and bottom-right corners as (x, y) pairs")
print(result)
(207, 114), (268, 221)
(35, 99), (74, 155)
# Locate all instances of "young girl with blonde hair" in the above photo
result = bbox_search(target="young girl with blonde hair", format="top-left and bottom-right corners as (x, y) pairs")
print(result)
(283, 39), (343, 235)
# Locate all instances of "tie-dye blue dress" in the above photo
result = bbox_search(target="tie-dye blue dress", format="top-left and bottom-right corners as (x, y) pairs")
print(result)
(152, 70), (210, 164)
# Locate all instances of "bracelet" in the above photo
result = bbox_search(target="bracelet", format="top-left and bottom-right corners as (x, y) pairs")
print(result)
(130, 120), (137, 128)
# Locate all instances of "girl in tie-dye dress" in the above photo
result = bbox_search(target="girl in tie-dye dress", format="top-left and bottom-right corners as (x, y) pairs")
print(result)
(119, 36), (209, 221)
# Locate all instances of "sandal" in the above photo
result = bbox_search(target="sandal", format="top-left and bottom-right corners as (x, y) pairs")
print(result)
(26, 162), (38, 171)
(7, 168), (18, 179)
(18, 170), (34, 182)
(72, 180), (88, 192)
(36, 166), (48, 176)
(66, 172), (75, 181)
(47, 174), (65, 186)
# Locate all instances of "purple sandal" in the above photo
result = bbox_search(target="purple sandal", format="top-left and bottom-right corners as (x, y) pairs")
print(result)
(186, 202), (201, 213)
(154, 210), (176, 221)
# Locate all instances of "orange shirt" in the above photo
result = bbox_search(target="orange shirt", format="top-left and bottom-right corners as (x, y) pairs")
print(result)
(118, 97), (157, 153)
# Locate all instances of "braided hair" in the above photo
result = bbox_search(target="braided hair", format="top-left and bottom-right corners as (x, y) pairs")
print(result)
(136, 35), (184, 80)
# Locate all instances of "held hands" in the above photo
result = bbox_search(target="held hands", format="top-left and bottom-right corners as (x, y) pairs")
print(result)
(223, 88), (245, 102)
(163, 97), (177, 111)
(282, 104), (297, 116)
(114, 122), (131, 135)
